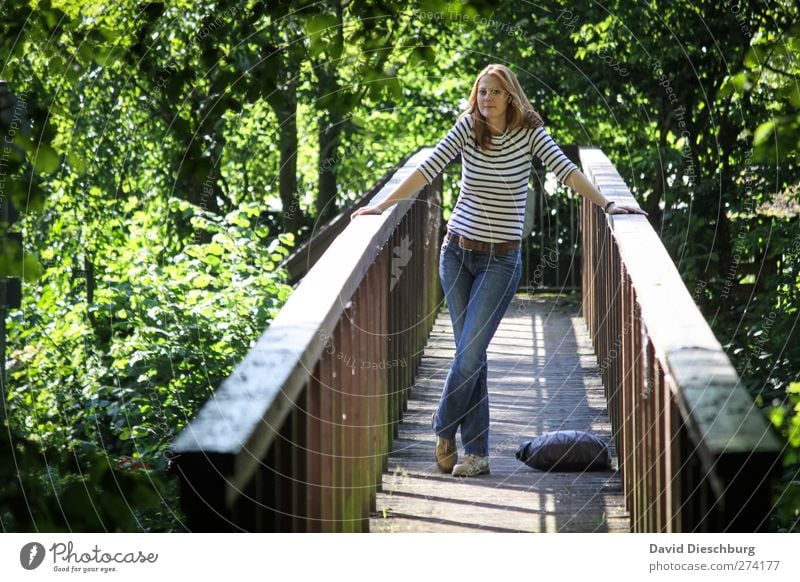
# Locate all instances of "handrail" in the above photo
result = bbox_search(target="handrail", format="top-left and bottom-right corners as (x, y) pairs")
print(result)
(171, 149), (442, 531)
(280, 152), (414, 285)
(580, 147), (783, 532)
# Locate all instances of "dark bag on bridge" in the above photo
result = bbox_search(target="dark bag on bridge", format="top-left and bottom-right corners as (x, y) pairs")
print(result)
(516, 430), (611, 472)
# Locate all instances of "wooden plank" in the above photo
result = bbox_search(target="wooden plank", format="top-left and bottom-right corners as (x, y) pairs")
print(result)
(358, 263), (371, 531)
(340, 301), (355, 532)
(668, 383), (680, 532)
(374, 247), (385, 502)
(290, 400), (306, 532)
(331, 319), (344, 532)
(306, 364), (322, 532)
(320, 340), (334, 533)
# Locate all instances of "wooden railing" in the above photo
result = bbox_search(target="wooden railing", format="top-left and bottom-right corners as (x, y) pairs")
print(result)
(172, 145), (783, 533)
(580, 148), (783, 532)
(171, 149), (442, 532)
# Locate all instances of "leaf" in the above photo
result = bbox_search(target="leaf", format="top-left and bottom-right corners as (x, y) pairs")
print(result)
(769, 406), (786, 428)
(0, 234), (23, 277)
(66, 149), (87, 174)
(743, 44), (769, 68)
(205, 242), (224, 256)
(730, 71), (751, 94)
(196, 306), (216, 317)
(93, 44), (124, 67)
(753, 119), (777, 146)
(33, 142), (60, 174)
(201, 254), (220, 267)
(303, 13), (339, 38)
(22, 253), (43, 282)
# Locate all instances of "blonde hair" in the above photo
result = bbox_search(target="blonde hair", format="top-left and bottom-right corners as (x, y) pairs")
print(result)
(461, 64), (543, 150)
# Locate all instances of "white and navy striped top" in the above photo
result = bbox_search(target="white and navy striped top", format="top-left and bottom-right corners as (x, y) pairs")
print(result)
(416, 115), (578, 243)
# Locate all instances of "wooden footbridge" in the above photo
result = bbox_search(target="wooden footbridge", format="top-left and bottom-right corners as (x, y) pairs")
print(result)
(171, 148), (782, 533)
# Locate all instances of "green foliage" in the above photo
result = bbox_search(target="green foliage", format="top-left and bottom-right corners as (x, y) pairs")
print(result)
(767, 383), (800, 456)
(743, 24), (800, 162)
(6, 192), (293, 530)
(0, 429), (169, 532)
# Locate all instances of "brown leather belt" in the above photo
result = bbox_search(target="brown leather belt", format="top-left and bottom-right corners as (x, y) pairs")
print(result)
(445, 231), (521, 255)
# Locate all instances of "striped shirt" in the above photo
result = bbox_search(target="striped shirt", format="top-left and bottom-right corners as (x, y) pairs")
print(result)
(416, 115), (578, 243)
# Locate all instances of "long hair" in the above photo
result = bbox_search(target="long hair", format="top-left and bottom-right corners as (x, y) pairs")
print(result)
(461, 64), (543, 150)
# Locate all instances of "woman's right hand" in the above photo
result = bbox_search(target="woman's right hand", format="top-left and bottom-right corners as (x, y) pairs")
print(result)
(606, 201), (648, 216)
(350, 205), (383, 220)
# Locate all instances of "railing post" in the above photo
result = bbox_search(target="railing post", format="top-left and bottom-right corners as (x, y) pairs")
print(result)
(173, 453), (235, 532)
(306, 362), (322, 532)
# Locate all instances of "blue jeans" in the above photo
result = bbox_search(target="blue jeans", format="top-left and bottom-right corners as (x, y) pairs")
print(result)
(433, 236), (522, 456)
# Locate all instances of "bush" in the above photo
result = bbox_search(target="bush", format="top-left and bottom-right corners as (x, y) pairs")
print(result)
(5, 198), (293, 531)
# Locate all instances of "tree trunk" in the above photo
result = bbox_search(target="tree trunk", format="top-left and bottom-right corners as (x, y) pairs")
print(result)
(316, 109), (343, 224)
(275, 86), (300, 234)
(314, 0), (345, 226)
(646, 110), (672, 222)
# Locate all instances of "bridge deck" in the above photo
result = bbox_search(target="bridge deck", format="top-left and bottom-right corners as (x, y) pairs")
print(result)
(370, 294), (630, 533)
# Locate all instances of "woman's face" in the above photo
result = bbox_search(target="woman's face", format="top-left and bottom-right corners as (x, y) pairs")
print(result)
(477, 74), (509, 125)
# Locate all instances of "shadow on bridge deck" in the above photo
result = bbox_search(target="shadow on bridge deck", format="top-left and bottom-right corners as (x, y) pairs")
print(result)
(370, 294), (630, 533)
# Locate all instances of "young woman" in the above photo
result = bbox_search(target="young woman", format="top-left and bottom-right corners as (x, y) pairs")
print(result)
(352, 64), (644, 477)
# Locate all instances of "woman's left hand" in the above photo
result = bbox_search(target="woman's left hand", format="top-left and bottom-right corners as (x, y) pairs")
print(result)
(607, 202), (647, 216)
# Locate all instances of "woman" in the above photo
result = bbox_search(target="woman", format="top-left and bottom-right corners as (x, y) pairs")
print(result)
(352, 64), (644, 477)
